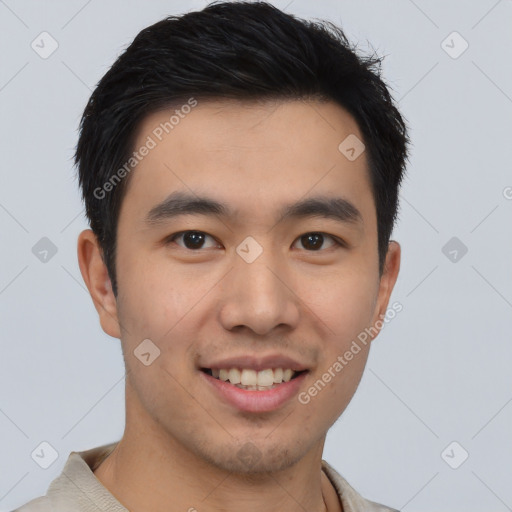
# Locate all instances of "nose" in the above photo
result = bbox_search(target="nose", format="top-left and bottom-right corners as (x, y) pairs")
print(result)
(218, 248), (301, 336)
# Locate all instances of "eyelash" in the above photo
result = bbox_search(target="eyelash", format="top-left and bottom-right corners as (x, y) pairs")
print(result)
(165, 230), (347, 252)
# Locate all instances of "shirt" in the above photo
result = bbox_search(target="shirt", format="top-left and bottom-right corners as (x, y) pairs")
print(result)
(12, 442), (399, 512)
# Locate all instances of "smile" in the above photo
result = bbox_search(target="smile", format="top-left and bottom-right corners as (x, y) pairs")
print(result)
(200, 367), (309, 413)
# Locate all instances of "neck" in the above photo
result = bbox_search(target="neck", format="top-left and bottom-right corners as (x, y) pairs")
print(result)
(93, 382), (341, 512)
(94, 434), (334, 512)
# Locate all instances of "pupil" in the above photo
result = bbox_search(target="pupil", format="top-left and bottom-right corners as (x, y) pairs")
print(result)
(184, 231), (205, 249)
(302, 233), (322, 250)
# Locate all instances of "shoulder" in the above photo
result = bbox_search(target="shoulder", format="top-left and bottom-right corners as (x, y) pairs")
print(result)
(321, 460), (400, 512)
(11, 495), (51, 512)
(11, 441), (121, 512)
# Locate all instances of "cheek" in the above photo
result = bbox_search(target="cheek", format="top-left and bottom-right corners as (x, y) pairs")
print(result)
(116, 249), (196, 335)
(299, 270), (376, 410)
(115, 257), (214, 384)
(303, 268), (378, 340)
(298, 340), (371, 433)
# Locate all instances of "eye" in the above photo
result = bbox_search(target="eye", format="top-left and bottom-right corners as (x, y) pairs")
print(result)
(164, 230), (345, 252)
(166, 231), (220, 250)
(293, 232), (345, 251)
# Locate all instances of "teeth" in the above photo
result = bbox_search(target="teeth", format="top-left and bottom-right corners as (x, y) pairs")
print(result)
(234, 384), (279, 391)
(241, 369), (257, 386)
(283, 369), (294, 382)
(211, 367), (299, 385)
(228, 368), (241, 384)
(256, 369), (274, 387)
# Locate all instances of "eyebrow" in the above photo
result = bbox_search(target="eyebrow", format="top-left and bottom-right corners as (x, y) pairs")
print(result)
(145, 190), (363, 228)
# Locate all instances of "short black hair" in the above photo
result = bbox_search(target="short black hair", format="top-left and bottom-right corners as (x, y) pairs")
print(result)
(75, 0), (410, 297)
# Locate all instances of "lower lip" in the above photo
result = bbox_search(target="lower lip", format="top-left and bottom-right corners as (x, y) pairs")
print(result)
(200, 370), (308, 413)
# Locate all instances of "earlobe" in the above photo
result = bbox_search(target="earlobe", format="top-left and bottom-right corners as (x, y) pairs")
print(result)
(77, 229), (121, 339)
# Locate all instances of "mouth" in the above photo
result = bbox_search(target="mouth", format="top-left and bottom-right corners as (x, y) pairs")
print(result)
(199, 367), (310, 413)
(200, 367), (308, 391)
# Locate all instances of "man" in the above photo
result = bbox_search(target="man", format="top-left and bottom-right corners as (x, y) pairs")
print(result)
(15, 1), (409, 511)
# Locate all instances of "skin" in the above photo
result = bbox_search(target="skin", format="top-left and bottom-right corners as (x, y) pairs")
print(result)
(78, 98), (400, 512)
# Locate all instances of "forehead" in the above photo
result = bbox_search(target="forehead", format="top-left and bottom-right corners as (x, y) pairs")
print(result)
(121, 98), (374, 226)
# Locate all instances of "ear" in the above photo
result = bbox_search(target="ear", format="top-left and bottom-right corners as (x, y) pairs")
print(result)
(369, 240), (401, 340)
(77, 229), (121, 339)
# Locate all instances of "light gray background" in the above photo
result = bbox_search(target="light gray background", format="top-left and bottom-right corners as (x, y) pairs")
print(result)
(1, 1), (511, 511)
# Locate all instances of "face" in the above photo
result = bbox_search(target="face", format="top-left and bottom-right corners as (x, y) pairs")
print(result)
(80, 98), (400, 474)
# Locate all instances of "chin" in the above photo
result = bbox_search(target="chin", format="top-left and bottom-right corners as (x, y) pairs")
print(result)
(194, 435), (308, 475)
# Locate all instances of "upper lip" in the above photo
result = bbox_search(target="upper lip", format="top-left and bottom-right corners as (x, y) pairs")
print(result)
(200, 354), (310, 372)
